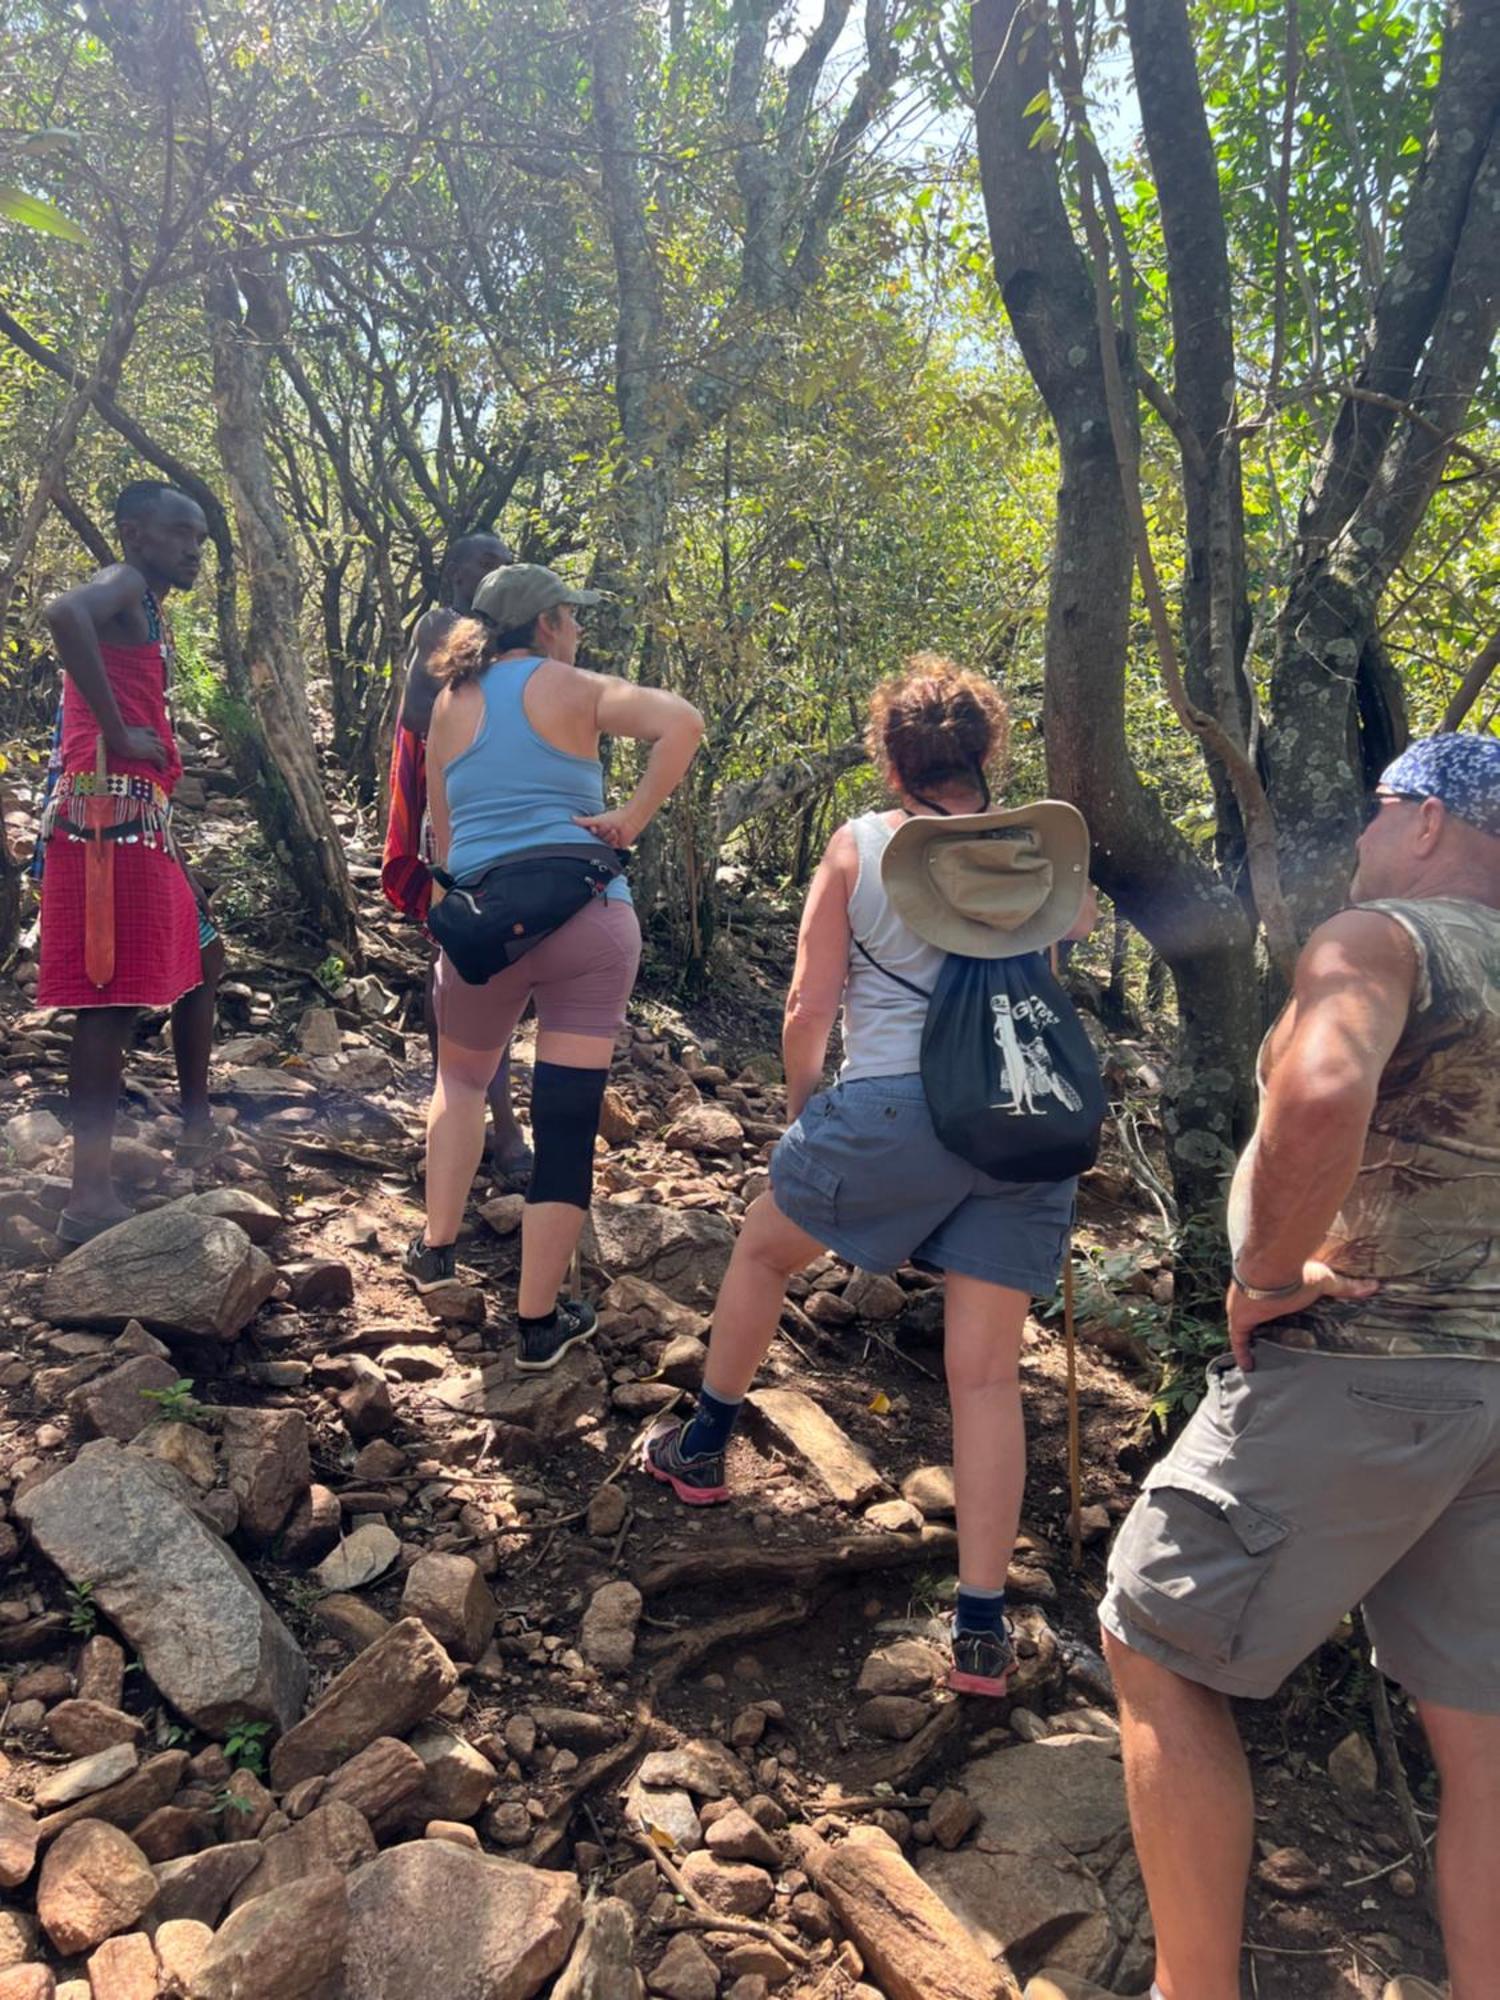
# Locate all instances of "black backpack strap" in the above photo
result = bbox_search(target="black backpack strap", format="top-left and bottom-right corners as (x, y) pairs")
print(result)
(854, 936), (933, 1000)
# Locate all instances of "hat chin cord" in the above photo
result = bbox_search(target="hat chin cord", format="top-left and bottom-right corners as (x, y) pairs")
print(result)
(905, 768), (991, 817)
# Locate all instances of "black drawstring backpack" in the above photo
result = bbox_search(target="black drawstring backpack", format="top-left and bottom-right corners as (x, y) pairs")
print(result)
(857, 941), (1106, 1182)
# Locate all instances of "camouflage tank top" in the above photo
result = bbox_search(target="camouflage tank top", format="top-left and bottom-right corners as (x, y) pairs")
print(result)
(1241, 897), (1500, 1360)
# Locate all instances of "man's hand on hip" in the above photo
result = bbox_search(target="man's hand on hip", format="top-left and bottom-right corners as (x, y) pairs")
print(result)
(1226, 1261), (1379, 1371)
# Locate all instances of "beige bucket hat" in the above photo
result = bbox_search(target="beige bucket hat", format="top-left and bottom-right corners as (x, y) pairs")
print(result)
(881, 800), (1090, 958)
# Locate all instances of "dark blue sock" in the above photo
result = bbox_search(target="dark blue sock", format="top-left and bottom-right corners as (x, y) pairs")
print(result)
(680, 1387), (743, 1459)
(955, 1585), (1007, 1636)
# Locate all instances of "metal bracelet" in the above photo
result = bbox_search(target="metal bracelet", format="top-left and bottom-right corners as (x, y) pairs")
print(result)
(1230, 1265), (1304, 1301)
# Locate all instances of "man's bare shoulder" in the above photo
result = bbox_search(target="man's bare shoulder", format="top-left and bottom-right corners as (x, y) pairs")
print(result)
(45, 562), (146, 629)
(412, 605), (459, 644)
(1295, 908), (1419, 1000)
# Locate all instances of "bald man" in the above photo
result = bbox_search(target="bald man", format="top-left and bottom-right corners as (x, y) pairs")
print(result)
(1100, 733), (1500, 2000)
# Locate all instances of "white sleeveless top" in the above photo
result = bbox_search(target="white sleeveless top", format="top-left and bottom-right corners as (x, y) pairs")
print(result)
(840, 813), (944, 1082)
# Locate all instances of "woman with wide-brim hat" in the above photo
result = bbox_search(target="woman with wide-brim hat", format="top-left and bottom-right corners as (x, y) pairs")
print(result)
(643, 653), (1095, 1697)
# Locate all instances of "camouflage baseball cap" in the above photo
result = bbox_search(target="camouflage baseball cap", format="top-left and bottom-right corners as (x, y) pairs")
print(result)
(471, 562), (601, 630)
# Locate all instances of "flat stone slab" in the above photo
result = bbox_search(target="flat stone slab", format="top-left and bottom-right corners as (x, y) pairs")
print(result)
(429, 1344), (605, 1440)
(342, 1839), (581, 1999)
(747, 1388), (885, 1506)
(315, 1524), (401, 1594)
(16, 1442), (307, 1733)
(917, 1737), (1142, 1992)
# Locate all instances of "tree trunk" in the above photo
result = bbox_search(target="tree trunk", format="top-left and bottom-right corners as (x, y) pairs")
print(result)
(971, 0), (1259, 1218)
(205, 272), (357, 954)
(1266, 15), (1500, 927)
(1125, 0), (1254, 878)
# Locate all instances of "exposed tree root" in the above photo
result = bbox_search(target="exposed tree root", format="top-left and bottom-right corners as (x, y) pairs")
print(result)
(526, 1596), (818, 1868)
(635, 1526), (957, 1599)
(832, 1698), (967, 1793)
(629, 1831), (813, 1968)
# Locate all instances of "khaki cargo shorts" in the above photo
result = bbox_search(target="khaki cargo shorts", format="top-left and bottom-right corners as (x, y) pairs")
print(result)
(1099, 1340), (1500, 1713)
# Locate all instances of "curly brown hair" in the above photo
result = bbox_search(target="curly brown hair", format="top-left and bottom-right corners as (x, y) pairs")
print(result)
(427, 614), (494, 687)
(427, 609), (546, 687)
(867, 653), (1010, 799)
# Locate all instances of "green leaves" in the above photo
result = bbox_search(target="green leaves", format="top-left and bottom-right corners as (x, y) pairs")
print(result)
(0, 183), (85, 243)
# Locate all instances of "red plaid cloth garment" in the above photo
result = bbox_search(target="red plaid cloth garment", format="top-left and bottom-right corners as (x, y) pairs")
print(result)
(38, 831), (203, 1010)
(37, 628), (203, 1010)
(381, 724), (434, 923)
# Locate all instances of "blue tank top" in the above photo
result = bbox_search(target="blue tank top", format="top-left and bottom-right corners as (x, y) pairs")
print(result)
(442, 656), (631, 903)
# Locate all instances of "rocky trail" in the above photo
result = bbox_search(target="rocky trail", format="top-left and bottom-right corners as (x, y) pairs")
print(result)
(0, 754), (1449, 2000)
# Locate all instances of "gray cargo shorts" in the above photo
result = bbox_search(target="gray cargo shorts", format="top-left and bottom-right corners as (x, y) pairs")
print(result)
(1100, 1339), (1500, 1713)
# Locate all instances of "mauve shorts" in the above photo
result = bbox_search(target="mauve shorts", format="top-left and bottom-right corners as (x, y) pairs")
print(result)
(433, 895), (641, 1052)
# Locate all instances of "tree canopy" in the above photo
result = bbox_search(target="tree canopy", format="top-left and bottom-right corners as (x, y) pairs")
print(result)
(2, 0), (1496, 1199)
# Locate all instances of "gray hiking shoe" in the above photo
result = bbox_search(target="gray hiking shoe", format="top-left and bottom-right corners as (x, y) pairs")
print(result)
(644, 1418), (730, 1505)
(949, 1622), (1016, 1697)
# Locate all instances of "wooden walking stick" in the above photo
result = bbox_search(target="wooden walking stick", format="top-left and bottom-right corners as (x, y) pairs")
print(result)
(1063, 1242), (1083, 1570)
(83, 733), (116, 990)
(1051, 942), (1084, 1569)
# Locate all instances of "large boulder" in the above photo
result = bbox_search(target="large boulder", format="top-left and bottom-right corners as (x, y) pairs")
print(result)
(186, 1871), (348, 2000)
(917, 1737), (1151, 1992)
(40, 1212), (277, 1342)
(16, 1443), (308, 1733)
(269, 1620), (457, 1791)
(583, 1202), (734, 1305)
(342, 1839), (580, 2000)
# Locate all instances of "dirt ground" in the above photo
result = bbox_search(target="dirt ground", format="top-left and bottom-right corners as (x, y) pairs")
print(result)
(0, 819), (1448, 1997)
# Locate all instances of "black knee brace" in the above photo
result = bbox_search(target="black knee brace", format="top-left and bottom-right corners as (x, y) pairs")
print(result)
(526, 1062), (608, 1210)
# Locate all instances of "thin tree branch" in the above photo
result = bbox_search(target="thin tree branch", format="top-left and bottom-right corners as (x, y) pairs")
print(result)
(1441, 625), (1500, 733)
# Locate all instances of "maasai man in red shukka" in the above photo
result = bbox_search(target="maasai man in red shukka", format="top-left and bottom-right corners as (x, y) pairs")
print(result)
(38, 479), (224, 1243)
(382, 529), (532, 1187)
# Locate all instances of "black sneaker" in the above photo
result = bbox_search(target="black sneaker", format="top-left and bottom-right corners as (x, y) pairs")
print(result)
(643, 1418), (730, 1505)
(515, 1297), (597, 1373)
(403, 1233), (458, 1294)
(948, 1622), (1016, 1697)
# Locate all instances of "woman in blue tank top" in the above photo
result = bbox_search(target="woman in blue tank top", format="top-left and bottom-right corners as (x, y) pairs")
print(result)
(406, 563), (704, 1374)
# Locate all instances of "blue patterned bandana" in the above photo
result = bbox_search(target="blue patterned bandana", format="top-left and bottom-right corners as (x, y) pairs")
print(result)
(1379, 734), (1500, 839)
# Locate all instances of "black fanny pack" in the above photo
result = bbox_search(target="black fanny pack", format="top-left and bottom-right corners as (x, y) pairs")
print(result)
(426, 842), (627, 986)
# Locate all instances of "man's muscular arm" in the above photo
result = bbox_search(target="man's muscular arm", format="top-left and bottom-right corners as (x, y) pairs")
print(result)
(43, 565), (166, 769)
(1225, 909), (1415, 1364)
